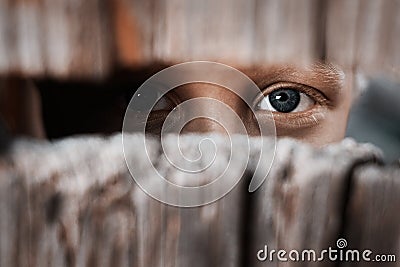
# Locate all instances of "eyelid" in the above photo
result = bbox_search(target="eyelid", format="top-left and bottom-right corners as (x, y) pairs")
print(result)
(152, 91), (180, 111)
(253, 82), (331, 128)
(146, 91), (180, 133)
(254, 81), (331, 109)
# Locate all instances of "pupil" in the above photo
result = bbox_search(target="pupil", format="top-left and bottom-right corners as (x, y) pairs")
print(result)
(275, 92), (289, 102)
(269, 89), (300, 113)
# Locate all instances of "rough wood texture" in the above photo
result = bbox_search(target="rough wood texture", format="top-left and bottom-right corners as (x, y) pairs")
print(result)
(248, 139), (382, 266)
(326, 0), (400, 76)
(0, 0), (112, 78)
(0, 0), (399, 79)
(0, 134), (398, 266)
(0, 134), (247, 267)
(342, 164), (400, 267)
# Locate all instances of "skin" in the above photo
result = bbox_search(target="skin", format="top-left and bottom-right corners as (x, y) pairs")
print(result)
(145, 63), (354, 146)
(35, 62), (354, 146)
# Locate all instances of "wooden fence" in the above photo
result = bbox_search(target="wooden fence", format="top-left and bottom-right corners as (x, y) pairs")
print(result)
(0, 1), (399, 266)
(0, 134), (399, 266)
(0, 0), (399, 80)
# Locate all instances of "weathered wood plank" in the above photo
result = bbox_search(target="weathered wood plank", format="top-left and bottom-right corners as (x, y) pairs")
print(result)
(0, 0), (112, 78)
(0, 134), (247, 266)
(326, 0), (400, 79)
(253, 0), (324, 65)
(112, 0), (155, 66)
(0, 0), (399, 79)
(14, 0), (45, 76)
(247, 139), (382, 266)
(342, 164), (400, 267)
(0, 134), (398, 266)
(41, 0), (112, 78)
(353, 0), (400, 77)
(325, 0), (361, 70)
(0, 0), (12, 73)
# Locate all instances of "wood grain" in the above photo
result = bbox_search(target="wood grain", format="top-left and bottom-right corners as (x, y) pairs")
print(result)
(342, 164), (400, 267)
(0, 0), (399, 79)
(247, 139), (382, 266)
(0, 134), (398, 266)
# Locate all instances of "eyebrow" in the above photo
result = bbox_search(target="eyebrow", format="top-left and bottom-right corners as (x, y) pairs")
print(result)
(243, 63), (346, 101)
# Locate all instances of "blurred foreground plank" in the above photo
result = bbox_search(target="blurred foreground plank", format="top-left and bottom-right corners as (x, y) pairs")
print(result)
(342, 164), (400, 267)
(0, 134), (399, 267)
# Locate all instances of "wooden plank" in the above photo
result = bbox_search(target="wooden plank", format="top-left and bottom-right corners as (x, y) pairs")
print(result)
(151, 0), (258, 64)
(0, 134), (399, 266)
(253, 0), (324, 65)
(0, 134), (246, 266)
(341, 164), (400, 267)
(0, 0), (112, 78)
(327, 0), (400, 79)
(0, 0), (12, 73)
(122, 0), (323, 66)
(0, 0), (399, 79)
(353, 0), (400, 77)
(41, 0), (112, 78)
(112, 0), (155, 66)
(247, 139), (382, 266)
(326, 0), (361, 70)
(14, 0), (45, 76)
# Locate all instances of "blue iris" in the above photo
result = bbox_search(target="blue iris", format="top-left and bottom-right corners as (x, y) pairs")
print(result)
(269, 89), (300, 113)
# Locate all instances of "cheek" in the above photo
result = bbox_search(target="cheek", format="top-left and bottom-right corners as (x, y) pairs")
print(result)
(275, 125), (340, 146)
(291, 80), (354, 145)
(312, 114), (348, 145)
(273, 106), (352, 146)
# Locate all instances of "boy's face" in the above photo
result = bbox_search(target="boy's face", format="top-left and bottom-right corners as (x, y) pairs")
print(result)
(141, 63), (353, 146)
(38, 62), (353, 147)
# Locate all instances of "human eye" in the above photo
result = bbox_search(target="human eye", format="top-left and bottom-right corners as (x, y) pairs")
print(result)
(255, 82), (329, 126)
(145, 92), (179, 133)
(152, 95), (176, 111)
(126, 86), (179, 135)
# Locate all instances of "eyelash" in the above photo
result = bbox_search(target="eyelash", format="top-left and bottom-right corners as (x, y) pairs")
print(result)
(145, 92), (180, 132)
(256, 82), (329, 108)
(254, 82), (330, 127)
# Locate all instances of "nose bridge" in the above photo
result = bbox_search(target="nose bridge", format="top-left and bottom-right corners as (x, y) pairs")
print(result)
(175, 83), (249, 134)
